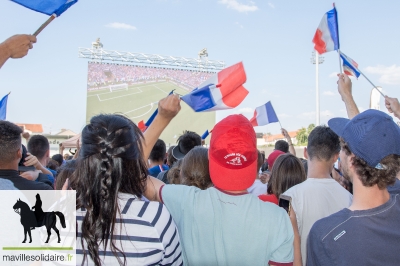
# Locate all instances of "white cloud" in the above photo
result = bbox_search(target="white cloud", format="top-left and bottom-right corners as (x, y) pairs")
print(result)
(219, 0), (258, 12)
(364, 65), (400, 85)
(106, 22), (137, 30)
(321, 110), (334, 117)
(238, 107), (253, 113)
(297, 110), (334, 120)
(268, 2), (275, 8)
(235, 22), (244, 29)
(297, 111), (315, 120)
(323, 90), (335, 96)
(329, 72), (338, 78)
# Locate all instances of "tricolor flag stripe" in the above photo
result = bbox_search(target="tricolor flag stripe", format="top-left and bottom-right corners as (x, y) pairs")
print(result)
(250, 101), (279, 127)
(181, 62), (248, 112)
(11, 0), (78, 16)
(312, 7), (340, 54)
(340, 52), (360, 78)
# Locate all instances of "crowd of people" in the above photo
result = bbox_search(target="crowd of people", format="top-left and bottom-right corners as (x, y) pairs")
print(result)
(1, 34), (400, 266)
(87, 62), (213, 90)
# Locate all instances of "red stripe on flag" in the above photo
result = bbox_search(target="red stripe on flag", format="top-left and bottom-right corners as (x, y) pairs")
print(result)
(249, 110), (258, 127)
(312, 29), (327, 54)
(137, 120), (147, 132)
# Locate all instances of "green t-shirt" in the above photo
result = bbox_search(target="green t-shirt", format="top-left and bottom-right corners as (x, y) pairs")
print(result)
(161, 185), (294, 266)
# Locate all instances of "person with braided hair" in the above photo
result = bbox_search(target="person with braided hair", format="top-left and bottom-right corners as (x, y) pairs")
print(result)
(73, 114), (182, 266)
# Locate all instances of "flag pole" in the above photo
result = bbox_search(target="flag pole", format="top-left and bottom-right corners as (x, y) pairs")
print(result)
(357, 69), (385, 97)
(33, 14), (56, 37)
(337, 50), (343, 74)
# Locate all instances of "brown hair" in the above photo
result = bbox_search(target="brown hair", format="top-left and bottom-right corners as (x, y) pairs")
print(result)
(180, 147), (212, 190)
(166, 145), (177, 168)
(340, 138), (400, 189)
(167, 159), (183, 185)
(257, 150), (264, 172)
(55, 160), (77, 190)
(267, 153), (306, 199)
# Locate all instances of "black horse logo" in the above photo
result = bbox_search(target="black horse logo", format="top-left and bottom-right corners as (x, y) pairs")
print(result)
(13, 194), (66, 244)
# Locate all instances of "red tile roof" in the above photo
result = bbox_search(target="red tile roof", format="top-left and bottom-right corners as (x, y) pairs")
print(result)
(16, 124), (43, 133)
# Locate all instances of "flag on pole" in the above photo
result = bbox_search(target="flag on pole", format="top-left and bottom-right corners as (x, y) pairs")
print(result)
(312, 6), (340, 54)
(0, 93), (10, 120)
(340, 52), (361, 78)
(137, 120), (147, 132)
(181, 62), (248, 112)
(201, 130), (209, 140)
(249, 101), (279, 127)
(11, 0), (78, 16)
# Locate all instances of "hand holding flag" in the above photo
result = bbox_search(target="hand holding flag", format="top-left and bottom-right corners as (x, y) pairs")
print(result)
(181, 62), (248, 112)
(11, 0), (78, 36)
(249, 101), (280, 127)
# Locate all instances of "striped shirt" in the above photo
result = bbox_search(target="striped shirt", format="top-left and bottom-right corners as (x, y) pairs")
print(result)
(76, 193), (182, 266)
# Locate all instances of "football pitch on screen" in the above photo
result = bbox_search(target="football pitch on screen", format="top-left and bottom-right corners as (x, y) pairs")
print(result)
(86, 81), (215, 145)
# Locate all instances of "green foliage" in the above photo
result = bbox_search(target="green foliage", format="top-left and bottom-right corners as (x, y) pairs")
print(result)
(296, 124), (316, 146)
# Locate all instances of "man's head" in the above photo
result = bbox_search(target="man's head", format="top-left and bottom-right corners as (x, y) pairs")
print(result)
(209, 114), (257, 191)
(329, 109), (400, 189)
(275, 140), (289, 153)
(306, 125), (340, 163)
(172, 131), (201, 160)
(257, 150), (264, 173)
(0, 121), (23, 166)
(51, 154), (63, 166)
(149, 139), (167, 164)
(27, 135), (50, 161)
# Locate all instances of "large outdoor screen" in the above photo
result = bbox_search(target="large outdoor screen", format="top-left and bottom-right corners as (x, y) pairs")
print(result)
(86, 62), (216, 145)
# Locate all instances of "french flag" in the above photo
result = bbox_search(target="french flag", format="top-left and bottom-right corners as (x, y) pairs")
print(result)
(249, 101), (279, 127)
(181, 62), (248, 112)
(312, 6), (340, 54)
(11, 0), (78, 16)
(340, 52), (361, 78)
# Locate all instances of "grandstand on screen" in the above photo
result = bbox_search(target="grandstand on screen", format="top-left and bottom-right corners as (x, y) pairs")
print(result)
(82, 44), (225, 145)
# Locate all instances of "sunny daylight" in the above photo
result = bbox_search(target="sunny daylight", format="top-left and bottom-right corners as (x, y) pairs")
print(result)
(1, 0), (400, 266)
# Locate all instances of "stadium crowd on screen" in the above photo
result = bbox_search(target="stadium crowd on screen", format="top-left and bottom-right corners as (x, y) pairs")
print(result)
(1, 34), (400, 266)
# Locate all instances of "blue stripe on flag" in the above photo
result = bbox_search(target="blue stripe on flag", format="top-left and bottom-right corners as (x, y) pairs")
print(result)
(0, 94), (9, 120)
(11, 0), (78, 16)
(327, 7), (340, 50)
(181, 84), (216, 112)
(340, 53), (360, 78)
(265, 102), (279, 124)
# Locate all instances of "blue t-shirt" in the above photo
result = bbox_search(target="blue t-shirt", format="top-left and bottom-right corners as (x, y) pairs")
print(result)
(161, 185), (294, 266)
(148, 164), (169, 177)
(307, 194), (400, 266)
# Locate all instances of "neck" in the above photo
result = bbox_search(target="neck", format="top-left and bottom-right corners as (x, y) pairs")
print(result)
(149, 160), (164, 168)
(349, 177), (390, 211)
(39, 157), (47, 167)
(0, 161), (18, 171)
(307, 159), (333, 179)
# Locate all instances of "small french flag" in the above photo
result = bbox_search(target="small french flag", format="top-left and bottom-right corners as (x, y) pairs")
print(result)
(340, 52), (360, 79)
(249, 101), (279, 127)
(201, 130), (209, 140)
(312, 6), (340, 54)
(181, 62), (248, 112)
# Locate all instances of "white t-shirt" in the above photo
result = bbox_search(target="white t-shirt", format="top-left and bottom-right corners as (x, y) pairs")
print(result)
(283, 178), (353, 266)
(247, 179), (268, 196)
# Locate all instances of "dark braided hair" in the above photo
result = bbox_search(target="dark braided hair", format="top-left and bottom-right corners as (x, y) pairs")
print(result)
(71, 114), (148, 266)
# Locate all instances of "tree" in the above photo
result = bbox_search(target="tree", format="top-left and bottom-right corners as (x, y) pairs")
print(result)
(295, 124), (316, 146)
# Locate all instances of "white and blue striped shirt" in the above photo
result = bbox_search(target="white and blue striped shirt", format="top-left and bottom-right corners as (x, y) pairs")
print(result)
(76, 193), (182, 266)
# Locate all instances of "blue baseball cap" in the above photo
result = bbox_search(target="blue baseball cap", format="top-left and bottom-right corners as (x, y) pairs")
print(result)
(328, 109), (400, 168)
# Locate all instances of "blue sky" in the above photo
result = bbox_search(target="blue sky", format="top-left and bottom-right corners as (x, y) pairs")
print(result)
(1, 0), (399, 135)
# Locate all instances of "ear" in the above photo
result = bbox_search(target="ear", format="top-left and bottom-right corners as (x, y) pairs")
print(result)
(17, 146), (22, 160)
(332, 152), (339, 163)
(303, 147), (308, 160)
(46, 149), (50, 158)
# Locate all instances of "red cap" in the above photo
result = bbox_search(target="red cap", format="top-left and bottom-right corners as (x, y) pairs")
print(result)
(209, 115), (257, 191)
(267, 150), (285, 170)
